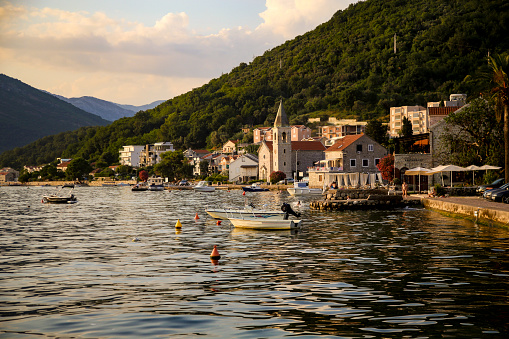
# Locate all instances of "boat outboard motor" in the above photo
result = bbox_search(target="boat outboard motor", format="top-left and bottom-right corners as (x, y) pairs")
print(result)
(281, 203), (301, 220)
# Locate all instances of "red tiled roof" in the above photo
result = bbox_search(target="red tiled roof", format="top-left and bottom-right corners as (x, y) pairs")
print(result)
(263, 141), (326, 151)
(428, 107), (460, 116)
(193, 149), (210, 154)
(325, 134), (364, 152)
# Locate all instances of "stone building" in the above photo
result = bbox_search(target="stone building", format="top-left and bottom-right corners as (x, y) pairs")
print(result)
(258, 101), (326, 181)
(308, 134), (387, 188)
(0, 167), (19, 182)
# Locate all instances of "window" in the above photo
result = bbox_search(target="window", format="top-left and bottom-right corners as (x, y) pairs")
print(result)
(283, 162), (286, 166)
(368, 144), (374, 151)
(282, 132), (287, 142)
(350, 159), (356, 167)
(375, 158), (380, 166)
(319, 174), (323, 182)
(362, 159), (369, 167)
(283, 149), (286, 154)
(356, 144), (362, 152)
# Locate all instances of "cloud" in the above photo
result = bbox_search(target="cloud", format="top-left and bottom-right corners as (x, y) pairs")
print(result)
(0, 0), (353, 104)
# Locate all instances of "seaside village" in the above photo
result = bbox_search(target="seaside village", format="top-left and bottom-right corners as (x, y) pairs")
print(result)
(2, 93), (476, 194)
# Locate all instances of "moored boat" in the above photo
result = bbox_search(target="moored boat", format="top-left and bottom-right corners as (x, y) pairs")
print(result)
(242, 183), (269, 192)
(132, 184), (148, 191)
(42, 187), (77, 204)
(287, 181), (323, 196)
(228, 217), (301, 230)
(194, 181), (215, 192)
(206, 207), (285, 220)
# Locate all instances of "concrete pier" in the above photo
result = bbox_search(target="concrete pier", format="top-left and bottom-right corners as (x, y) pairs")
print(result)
(421, 196), (509, 228)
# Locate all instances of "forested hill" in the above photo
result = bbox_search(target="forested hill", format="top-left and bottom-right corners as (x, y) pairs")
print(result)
(0, 74), (110, 154)
(1, 0), (508, 169)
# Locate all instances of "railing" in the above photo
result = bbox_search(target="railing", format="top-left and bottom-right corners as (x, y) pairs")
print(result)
(307, 167), (343, 172)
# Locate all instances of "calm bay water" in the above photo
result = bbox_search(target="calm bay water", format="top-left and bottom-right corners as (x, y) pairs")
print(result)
(1, 186), (508, 338)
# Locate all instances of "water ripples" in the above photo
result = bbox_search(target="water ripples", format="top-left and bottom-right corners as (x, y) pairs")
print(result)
(1, 186), (508, 337)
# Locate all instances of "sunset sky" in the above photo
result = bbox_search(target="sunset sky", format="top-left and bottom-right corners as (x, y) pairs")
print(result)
(1, 0), (356, 105)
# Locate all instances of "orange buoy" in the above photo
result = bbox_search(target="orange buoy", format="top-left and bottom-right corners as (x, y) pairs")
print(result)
(175, 219), (182, 229)
(194, 212), (200, 220)
(242, 191), (246, 196)
(216, 220), (222, 225)
(210, 245), (221, 260)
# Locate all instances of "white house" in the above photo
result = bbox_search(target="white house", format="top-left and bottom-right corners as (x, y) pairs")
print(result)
(229, 154), (259, 183)
(119, 145), (145, 167)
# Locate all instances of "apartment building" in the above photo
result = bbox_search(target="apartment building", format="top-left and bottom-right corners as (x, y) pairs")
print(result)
(139, 142), (175, 167)
(389, 105), (427, 137)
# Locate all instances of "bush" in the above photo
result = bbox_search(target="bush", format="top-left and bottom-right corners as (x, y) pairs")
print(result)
(269, 171), (286, 184)
(434, 184), (445, 197)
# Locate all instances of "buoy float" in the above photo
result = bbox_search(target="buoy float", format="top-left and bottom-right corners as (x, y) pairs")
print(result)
(216, 220), (222, 225)
(242, 191), (246, 196)
(210, 245), (221, 260)
(175, 219), (182, 229)
(194, 213), (200, 220)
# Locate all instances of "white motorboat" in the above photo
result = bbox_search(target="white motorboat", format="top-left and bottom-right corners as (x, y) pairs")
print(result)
(206, 207), (285, 220)
(42, 187), (77, 204)
(287, 181), (323, 196)
(228, 217), (301, 230)
(149, 184), (165, 191)
(194, 181), (215, 192)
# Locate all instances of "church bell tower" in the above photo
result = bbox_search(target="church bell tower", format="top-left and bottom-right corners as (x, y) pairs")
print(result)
(273, 100), (292, 178)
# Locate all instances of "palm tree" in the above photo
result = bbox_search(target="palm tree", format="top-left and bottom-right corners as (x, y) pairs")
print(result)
(488, 54), (509, 182)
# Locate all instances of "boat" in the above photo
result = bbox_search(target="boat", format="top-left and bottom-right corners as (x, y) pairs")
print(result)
(62, 183), (75, 188)
(228, 217), (301, 230)
(42, 188), (77, 204)
(132, 184), (148, 192)
(149, 183), (165, 191)
(287, 181), (323, 196)
(194, 181), (215, 192)
(242, 183), (269, 192)
(206, 207), (285, 220)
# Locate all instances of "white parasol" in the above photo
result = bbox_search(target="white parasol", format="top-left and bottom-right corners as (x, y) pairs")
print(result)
(404, 167), (433, 192)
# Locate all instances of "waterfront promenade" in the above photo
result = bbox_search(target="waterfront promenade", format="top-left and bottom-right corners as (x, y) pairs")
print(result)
(413, 195), (509, 228)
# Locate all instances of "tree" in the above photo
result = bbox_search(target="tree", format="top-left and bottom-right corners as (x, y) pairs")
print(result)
(376, 154), (394, 182)
(244, 144), (260, 155)
(199, 160), (209, 176)
(153, 151), (193, 181)
(365, 119), (388, 146)
(65, 158), (92, 181)
(269, 170), (286, 184)
(138, 170), (149, 182)
(441, 98), (503, 166)
(487, 54), (509, 182)
(401, 116), (413, 138)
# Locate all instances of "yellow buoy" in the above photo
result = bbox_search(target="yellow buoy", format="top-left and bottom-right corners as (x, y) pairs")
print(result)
(175, 219), (182, 229)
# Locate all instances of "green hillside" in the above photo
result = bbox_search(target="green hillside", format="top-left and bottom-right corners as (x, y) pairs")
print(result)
(1, 0), (508, 169)
(0, 74), (110, 154)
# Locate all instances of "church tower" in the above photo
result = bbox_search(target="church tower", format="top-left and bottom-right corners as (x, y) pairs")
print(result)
(273, 100), (292, 178)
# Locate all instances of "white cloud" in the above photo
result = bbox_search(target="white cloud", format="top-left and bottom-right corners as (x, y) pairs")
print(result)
(0, 0), (354, 104)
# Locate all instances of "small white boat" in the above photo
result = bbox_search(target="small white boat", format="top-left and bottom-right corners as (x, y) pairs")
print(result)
(42, 187), (77, 204)
(206, 207), (285, 220)
(287, 181), (323, 196)
(149, 184), (165, 191)
(228, 218), (301, 230)
(194, 181), (215, 192)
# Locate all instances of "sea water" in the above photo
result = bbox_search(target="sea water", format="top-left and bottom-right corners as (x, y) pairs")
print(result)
(1, 186), (508, 338)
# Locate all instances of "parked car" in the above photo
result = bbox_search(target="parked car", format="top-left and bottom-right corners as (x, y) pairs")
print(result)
(477, 178), (505, 193)
(178, 180), (189, 186)
(490, 185), (509, 202)
(483, 183), (509, 200)
(277, 178), (295, 184)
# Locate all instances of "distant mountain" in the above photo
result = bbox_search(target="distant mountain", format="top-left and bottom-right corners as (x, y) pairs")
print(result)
(117, 100), (166, 113)
(53, 95), (164, 121)
(0, 74), (110, 154)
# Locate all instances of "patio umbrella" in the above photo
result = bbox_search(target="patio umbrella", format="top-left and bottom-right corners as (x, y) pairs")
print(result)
(429, 165), (467, 187)
(479, 164), (502, 170)
(465, 165), (483, 184)
(405, 167), (432, 192)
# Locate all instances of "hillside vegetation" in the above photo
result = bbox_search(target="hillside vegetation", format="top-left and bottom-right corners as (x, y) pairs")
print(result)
(1, 0), (508, 169)
(0, 74), (110, 154)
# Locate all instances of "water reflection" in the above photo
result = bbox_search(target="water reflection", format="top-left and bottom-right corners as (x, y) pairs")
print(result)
(0, 186), (507, 337)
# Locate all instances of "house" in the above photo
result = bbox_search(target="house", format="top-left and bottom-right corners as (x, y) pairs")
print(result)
(291, 125), (312, 141)
(319, 119), (366, 140)
(428, 107), (461, 128)
(139, 142), (175, 167)
(308, 134), (387, 188)
(119, 145), (145, 167)
(0, 167), (19, 182)
(229, 154), (259, 183)
(222, 140), (238, 154)
(56, 161), (71, 172)
(389, 105), (427, 137)
(219, 155), (239, 172)
(24, 165), (45, 173)
(183, 149), (210, 161)
(258, 100), (326, 181)
(253, 127), (273, 143)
